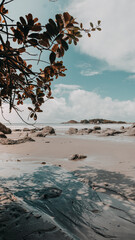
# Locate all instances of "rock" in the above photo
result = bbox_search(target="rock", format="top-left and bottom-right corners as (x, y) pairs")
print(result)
(80, 119), (89, 124)
(93, 126), (101, 131)
(0, 132), (7, 138)
(120, 126), (124, 130)
(77, 128), (93, 135)
(0, 122), (12, 134)
(23, 128), (31, 131)
(42, 126), (55, 135)
(0, 136), (35, 145)
(41, 187), (62, 199)
(66, 128), (78, 135)
(35, 132), (46, 137)
(13, 129), (21, 132)
(100, 129), (122, 136)
(125, 127), (135, 136)
(69, 154), (87, 160)
(62, 120), (78, 124)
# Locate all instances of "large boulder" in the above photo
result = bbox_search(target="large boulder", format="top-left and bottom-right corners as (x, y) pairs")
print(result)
(125, 125), (135, 136)
(0, 122), (12, 134)
(66, 128), (78, 135)
(42, 126), (55, 135)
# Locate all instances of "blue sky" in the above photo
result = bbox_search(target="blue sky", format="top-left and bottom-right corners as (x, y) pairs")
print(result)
(1, 0), (135, 123)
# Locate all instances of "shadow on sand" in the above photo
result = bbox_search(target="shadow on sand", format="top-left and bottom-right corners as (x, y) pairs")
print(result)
(0, 165), (135, 240)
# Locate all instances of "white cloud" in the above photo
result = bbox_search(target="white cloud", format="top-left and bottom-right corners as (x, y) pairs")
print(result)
(1, 84), (135, 123)
(80, 70), (99, 77)
(128, 75), (135, 80)
(67, 0), (135, 73)
(77, 62), (101, 77)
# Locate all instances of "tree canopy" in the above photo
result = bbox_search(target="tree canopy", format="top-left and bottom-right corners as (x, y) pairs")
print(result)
(0, 0), (101, 122)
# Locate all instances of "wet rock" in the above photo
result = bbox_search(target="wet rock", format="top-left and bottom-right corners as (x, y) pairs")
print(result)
(0, 122), (12, 134)
(69, 154), (87, 160)
(41, 162), (46, 165)
(93, 126), (101, 131)
(77, 128), (93, 135)
(41, 187), (62, 199)
(0, 136), (35, 145)
(42, 126), (55, 135)
(66, 128), (78, 134)
(0, 132), (7, 138)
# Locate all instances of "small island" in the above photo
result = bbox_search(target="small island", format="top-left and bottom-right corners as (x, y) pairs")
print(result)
(62, 118), (127, 124)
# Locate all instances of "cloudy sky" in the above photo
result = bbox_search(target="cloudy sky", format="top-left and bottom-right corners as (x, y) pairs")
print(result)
(1, 0), (135, 123)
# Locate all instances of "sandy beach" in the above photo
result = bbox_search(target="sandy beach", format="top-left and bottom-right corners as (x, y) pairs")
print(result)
(0, 127), (135, 239)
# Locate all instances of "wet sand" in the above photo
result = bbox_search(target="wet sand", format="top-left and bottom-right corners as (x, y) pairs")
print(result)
(0, 131), (135, 239)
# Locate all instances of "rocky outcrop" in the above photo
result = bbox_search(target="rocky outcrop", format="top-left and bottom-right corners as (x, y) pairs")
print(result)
(0, 132), (7, 138)
(42, 126), (55, 135)
(66, 128), (78, 135)
(0, 122), (12, 134)
(124, 124), (135, 136)
(0, 136), (35, 145)
(69, 154), (87, 160)
(77, 128), (93, 135)
(62, 120), (78, 124)
(80, 119), (89, 124)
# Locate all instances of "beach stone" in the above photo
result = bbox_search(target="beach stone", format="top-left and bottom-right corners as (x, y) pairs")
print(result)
(0, 122), (12, 134)
(69, 154), (87, 160)
(42, 126), (55, 135)
(0, 132), (7, 138)
(41, 187), (62, 199)
(23, 128), (31, 131)
(77, 128), (93, 135)
(35, 132), (47, 137)
(66, 127), (78, 134)
(93, 126), (101, 130)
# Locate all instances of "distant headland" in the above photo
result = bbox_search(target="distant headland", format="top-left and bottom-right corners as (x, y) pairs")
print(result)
(62, 119), (127, 124)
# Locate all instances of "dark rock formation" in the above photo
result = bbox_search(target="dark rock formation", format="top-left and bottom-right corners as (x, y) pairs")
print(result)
(69, 154), (87, 160)
(0, 136), (35, 145)
(80, 119), (89, 124)
(0, 132), (7, 138)
(93, 126), (101, 131)
(0, 122), (12, 134)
